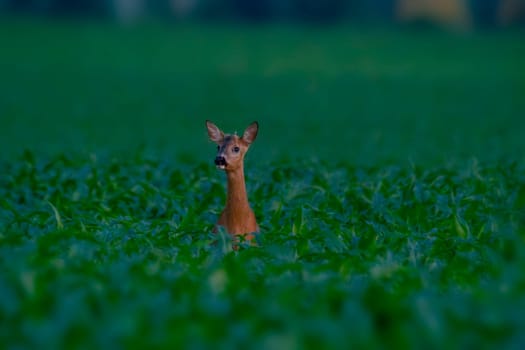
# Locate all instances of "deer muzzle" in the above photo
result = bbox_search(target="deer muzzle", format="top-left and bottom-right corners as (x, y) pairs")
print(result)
(215, 156), (227, 168)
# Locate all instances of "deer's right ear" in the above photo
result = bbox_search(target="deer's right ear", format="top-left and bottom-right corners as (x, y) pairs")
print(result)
(206, 120), (224, 143)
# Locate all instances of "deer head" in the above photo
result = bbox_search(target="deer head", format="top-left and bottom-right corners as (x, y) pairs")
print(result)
(206, 120), (258, 171)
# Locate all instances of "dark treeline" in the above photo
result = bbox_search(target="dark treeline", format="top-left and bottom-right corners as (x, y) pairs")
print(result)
(1, 0), (524, 28)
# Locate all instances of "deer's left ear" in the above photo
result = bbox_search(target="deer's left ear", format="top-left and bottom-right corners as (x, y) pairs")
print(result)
(242, 121), (258, 144)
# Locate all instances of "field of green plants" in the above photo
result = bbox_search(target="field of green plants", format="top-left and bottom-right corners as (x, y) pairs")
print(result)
(1, 18), (525, 348)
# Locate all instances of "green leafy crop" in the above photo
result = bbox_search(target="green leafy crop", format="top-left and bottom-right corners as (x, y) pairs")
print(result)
(0, 19), (524, 349)
(1, 153), (524, 349)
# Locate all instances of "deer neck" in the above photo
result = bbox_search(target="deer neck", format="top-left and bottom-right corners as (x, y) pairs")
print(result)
(225, 165), (251, 214)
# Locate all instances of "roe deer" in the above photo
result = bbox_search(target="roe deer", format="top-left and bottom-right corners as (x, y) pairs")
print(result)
(206, 120), (259, 241)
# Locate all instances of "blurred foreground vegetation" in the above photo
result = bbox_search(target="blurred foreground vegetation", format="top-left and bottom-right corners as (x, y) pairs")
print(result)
(1, 153), (524, 348)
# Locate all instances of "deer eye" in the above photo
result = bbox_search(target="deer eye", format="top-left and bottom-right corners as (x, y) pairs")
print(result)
(233, 146), (240, 153)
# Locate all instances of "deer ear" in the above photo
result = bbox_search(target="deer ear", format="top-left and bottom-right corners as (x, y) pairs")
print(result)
(206, 120), (224, 143)
(242, 121), (258, 144)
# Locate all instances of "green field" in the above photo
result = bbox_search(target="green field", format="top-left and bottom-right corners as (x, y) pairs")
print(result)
(1, 18), (525, 348)
(2, 18), (524, 164)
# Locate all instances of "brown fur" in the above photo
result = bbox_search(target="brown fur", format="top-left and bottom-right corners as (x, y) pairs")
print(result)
(206, 121), (259, 241)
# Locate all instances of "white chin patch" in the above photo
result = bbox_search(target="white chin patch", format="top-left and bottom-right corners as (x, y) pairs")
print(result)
(216, 164), (226, 170)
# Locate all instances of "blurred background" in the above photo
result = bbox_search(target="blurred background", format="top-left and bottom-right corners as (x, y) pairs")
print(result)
(2, 0), (525, 27)
(0, 0), (524, 165)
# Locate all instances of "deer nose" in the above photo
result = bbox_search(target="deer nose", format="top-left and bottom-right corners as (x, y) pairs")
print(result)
(215, 156), (226, 166)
